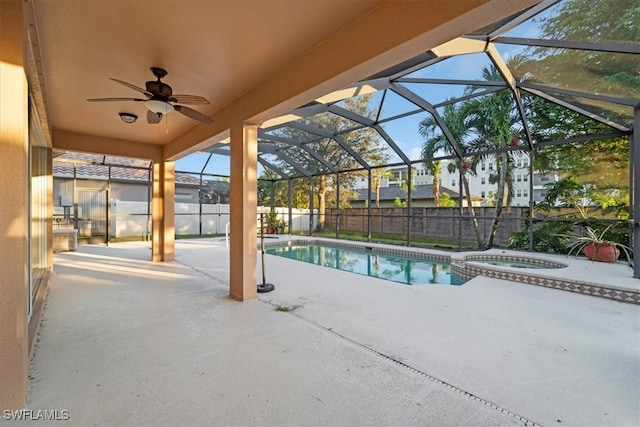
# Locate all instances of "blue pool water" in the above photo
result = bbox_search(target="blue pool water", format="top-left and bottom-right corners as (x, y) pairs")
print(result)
(265, 244), (463, 286)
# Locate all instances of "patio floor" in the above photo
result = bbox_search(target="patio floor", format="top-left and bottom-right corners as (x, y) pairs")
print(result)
(24, 238), (640, 426)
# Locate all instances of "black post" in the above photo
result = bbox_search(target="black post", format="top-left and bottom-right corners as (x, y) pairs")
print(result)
(632, 105), (639, 278)
(257, 190), (274, 293)
(336, 172), (340, 239)
(367, 168), (372, 242)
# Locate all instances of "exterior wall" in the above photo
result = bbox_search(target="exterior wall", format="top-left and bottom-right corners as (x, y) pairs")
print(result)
(325, 207), (524, 246)
(0, 2), (29, 407)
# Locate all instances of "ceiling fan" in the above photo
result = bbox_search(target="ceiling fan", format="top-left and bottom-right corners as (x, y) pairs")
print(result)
(87, 67), (213, 125)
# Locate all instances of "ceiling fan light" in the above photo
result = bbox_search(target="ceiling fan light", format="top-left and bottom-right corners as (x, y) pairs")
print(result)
(144, 99), (173, 114)
(118, 112), (138, 124)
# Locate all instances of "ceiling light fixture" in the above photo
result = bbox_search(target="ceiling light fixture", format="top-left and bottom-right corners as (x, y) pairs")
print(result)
(119, 112), (138, 124)
(144, 99), (174, 114)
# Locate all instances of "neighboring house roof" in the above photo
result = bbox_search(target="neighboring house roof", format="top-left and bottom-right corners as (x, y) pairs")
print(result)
(52, 152), (201, 185)
(352, 184), (483, 202)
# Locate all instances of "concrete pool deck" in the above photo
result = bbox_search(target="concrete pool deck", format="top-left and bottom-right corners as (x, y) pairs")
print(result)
(22, 238), (639, 426)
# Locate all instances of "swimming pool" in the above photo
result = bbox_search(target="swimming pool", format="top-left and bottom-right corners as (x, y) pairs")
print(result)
(265, 242), (461, 286)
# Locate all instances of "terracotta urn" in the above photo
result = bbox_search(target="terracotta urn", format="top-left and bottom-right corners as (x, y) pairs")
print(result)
(583, 242), (620, 263)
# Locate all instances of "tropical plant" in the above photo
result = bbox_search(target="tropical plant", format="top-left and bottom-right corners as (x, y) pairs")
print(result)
(399, 171), (416, 206)
(419, 100), (484, 248)
(439, 192), (456, 207)
(371, 168), (394, 208)
(431, 161), (442, 206)
(461, 60), (525, 248)
(561, 224), (633, 264)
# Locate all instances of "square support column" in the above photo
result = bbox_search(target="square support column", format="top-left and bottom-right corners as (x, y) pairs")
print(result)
(0, 0), (29, 409)
(151, 161), (175, 262)
(229, 123), (258, 301)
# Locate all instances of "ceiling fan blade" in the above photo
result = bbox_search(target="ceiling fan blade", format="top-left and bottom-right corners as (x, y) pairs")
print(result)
(173, 105), (213, 125)
(110, 78), (153, 96)
(87, 97), (146, 102)
(171, 94), (210, 105)
(147, 110), (163, 124)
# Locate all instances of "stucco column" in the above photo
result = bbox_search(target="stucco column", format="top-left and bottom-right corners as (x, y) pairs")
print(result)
(0, 0), (29, 409)
(229, 122), (258, 301)
(151, 161), (175, 261)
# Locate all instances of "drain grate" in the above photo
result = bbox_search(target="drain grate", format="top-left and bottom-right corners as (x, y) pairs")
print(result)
(265, 300), (542, 427)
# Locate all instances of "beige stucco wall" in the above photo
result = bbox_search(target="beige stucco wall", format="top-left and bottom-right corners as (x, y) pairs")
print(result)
(0, 0), (29, 409)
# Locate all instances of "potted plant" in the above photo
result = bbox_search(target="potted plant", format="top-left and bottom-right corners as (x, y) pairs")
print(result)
(265, 210), (282, 234)
(565, 225), (632, 263)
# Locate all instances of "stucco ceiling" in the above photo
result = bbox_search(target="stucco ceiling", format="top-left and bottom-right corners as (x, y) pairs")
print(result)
(28, 0), (385, 145)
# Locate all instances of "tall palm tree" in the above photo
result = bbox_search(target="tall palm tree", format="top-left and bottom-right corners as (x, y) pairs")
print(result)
(462, 63), (523, 248)
(419, 101), (484, 248)
(431, 160), (442, 207)
(371, 168), (394, 208)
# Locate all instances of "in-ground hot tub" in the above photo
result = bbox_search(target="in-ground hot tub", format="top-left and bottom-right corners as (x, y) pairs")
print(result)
(451, 252), (572, 292)
(463, 254), (567, 269)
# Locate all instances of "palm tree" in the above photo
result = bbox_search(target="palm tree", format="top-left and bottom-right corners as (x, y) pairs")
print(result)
(419, 101), (484, 248)
(371, 168), (394, 208)
(400, 170), (416, 206)
(462, 63), (523, 248)
(430, 160), (442, 207)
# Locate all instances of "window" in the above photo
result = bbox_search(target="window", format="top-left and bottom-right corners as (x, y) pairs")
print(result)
(481, 162), (486, 171)
(516, 189), (522, 197)
(451, 179), (456, 187)
(481, 177), (486, 185)
(489, 163), (494, 171)
(517, 174), (521, 182)
(523, 189), (528, 197)
(541, 176), (549, 182)
(523, 175), (528, 182)
(481, 191), (486, 198)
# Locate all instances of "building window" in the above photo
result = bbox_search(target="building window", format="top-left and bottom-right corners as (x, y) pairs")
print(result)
(481, 177), (486, 185)
(489, 163), (494, 171)
(523, 175), (528, 182)
(481, 162), (486, 171)
(517, 174), (522, 182)
(516, 189), (522, 197)
(541, 176), (549, 182)
(481, 191), (485, 198)
(523, 189), (528, 197)
(452, 179), (456, 187)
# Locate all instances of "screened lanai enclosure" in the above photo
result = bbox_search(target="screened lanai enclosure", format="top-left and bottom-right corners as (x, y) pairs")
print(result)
(57, 0), (638, 276)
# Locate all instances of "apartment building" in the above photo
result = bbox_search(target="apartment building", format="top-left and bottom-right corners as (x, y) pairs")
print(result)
(355, 154), (558, 207)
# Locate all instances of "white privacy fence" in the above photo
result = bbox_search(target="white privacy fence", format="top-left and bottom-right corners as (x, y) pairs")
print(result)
(109, 201), (316, 238)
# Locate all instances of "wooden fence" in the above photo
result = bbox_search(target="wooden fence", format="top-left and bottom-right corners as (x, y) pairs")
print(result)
(323, 207), (526, 246)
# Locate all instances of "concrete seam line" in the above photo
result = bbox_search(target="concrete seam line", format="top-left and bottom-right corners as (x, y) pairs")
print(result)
(262, 299), (542, 427)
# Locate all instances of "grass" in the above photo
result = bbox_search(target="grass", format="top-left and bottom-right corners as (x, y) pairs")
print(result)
(274, 304), (299, 312)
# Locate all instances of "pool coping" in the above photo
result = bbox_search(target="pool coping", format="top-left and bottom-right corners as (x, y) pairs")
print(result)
(263, 237), (639, 305)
